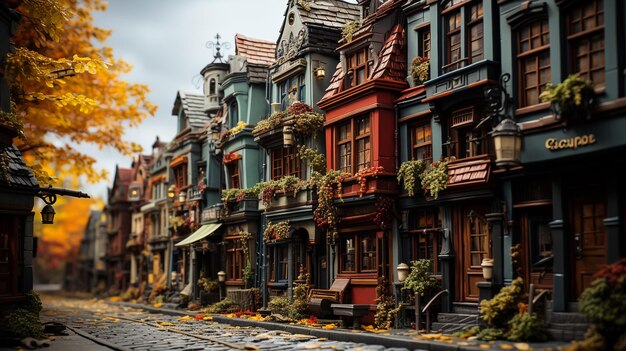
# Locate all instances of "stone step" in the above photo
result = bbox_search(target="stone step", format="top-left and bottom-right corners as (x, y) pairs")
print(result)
(431, 321), (478, 334)
(452, 302), (479, 315)
(549, 311), (589, 324)
(547, 327), (588, 342)
(436, 313), (479, 324)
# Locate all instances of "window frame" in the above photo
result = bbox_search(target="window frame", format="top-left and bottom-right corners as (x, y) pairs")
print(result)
(335, 115), (371, 174)
(173, 165), (188, 189)
(225, 161), (240, 189)
(566, 0), (605, 87)
(442, 0), (484, 73)
(279, 74), (306, 107)
(445, 106), (492, 159)
(270, 146), (301, 180)
(345, 47), (370, 88)
(516, 19), (551, 107)
(225, 236), (244, 282)
(339, 231), (378, 274)
(410, 121), (433, 162)
(418, 26), (432, 59)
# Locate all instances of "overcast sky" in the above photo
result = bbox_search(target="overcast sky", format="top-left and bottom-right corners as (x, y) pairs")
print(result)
(85, 0), (287, 199)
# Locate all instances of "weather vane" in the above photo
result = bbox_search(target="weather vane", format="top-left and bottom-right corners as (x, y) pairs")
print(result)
(206, 33), (231, 63)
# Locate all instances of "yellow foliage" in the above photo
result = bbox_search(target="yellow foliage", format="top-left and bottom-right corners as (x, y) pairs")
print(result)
(9, 0), (156, 185)
(157, 321), (175, 326)
(202, 316), (213, 321)
(152, 303), (164, 308)
(322, 324), (337, 330)
(177, 315), (193, 322)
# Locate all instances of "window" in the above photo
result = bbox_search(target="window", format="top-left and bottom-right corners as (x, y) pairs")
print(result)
(345, 47), (370, 88)
(209, 79), (216, 94)
(268, 241), (304, 283)
(226, 238), (243, 281)
(229, 101), (239, 128)
(469, 212), (489, 267)
(445, 107), (491, 159)
(443, 0), (484, 72)
(280, 74), (305, 108)
(517, 19), (550, 107)
(567, 0), (605, 87)
(0, 216), (18, 297)
(340, 232), (377, 274)
(335, 115), (371, 174)
(271, 147), (300, 180)
(410, 122), (432, 161)
(226, 162), (240, 189)
(173, 165), (188, 189)
(402, 209), (441, 274)
(418, 27), (431, 59)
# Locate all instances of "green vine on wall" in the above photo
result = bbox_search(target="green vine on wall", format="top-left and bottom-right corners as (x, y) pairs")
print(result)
(297, 145), (326, 174)
(397, 160), (428, 197)
(398, 159), (448, 199)
(240, 231), (254, 286)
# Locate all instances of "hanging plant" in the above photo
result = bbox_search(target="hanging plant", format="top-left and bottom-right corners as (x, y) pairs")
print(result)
(263, 220), (291, 242)
(257, 175), (307, 207)
(341, 20), (361, 43)
(224, 120), (249, 139)
(297, 145), (326, 174)
(287, 102), (325, 137)
(539, 74), (595, 123)
(373, 196), (394, 230)
(420, 160), (448, 199)
(355, 166), (385, 197)
(410, 56), (430, 85)
(397, 160), (428, 196)
(310, 169), (350, 239)
(252, 111), (287, 135)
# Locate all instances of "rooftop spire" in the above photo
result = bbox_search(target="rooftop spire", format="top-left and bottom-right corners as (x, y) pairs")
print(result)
(206, 33), (230, 63)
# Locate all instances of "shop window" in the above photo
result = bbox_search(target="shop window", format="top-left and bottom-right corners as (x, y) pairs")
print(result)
(442, 0), (484, 72)
(403, 209), (441, 274)
(280, 74), (305, 108)
(339, 232), (377, 274)
(226, 237), (243, 281)
(410, 122), (432, 162)
(270, 147), (300, 180)
(516, 19), (551, 107)
(335, 115), (371, 174)
(567, 0), (605, 87)
(345, 47), (370, 88)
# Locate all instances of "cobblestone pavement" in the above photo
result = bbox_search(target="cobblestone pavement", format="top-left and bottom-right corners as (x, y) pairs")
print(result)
(40, 295), (409, 351)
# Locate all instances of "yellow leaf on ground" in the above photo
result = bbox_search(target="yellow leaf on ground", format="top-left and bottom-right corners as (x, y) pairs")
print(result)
(480, 344), (491, 349)
(500, 344), (514, 350)
(157, 321), (175, 326)
(177, 315), (193, 321)
(322, 324), (337, 329)
(514, 343), (530, 350)
(152, 303), (163, 308)
(203, 316), (213, 321)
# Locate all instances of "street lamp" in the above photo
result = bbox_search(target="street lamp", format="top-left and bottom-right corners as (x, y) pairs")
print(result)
(41, 204), (55, 224)
(178, 190), (187, 203)
(484, 73), (522, 167)
(396, 263), (410, 282)
(167, 185), (176, 200)
(493, 117), (521, 167)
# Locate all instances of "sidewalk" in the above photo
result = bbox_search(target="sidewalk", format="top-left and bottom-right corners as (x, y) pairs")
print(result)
(0, 328), (113, 351)
(108, 301), (569, 351)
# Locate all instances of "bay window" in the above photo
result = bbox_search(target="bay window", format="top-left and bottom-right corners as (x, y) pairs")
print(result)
(336, 115), (371, 174)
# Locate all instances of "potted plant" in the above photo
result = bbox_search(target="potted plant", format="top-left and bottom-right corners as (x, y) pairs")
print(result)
(539, 74), (595, 125)
(410, 56), (430, 86)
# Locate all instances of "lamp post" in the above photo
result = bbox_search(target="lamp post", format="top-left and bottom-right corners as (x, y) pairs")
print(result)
(217, 270), (226, 300)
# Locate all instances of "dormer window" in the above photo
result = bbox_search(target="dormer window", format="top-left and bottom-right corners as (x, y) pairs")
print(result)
(345, 47), (370, 88)
(279, 74), (305, 108)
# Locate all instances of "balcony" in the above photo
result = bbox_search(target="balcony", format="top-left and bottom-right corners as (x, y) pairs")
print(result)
(187, 186), (204, 202)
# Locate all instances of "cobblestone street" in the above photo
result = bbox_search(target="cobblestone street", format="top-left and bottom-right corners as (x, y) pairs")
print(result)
(38, 295), (410, 351)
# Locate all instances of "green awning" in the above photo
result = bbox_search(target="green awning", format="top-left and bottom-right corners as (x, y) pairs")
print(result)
(175, 223), (222, 247)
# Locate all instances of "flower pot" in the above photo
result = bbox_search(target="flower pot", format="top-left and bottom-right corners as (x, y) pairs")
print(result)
(481, 258), (494, 280)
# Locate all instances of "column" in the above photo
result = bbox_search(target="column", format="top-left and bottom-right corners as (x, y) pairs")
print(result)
(439, 206), (454, 313)
(550, 174), (567, 312)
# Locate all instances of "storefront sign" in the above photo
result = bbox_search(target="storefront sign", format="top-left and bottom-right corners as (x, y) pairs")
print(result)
(545, 134), (596, 151)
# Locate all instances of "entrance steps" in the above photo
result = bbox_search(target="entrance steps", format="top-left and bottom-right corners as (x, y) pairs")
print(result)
(431, 303), (479, 334)
(546, 311), (589, 341)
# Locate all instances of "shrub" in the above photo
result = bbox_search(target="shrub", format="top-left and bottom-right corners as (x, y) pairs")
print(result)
(205, 298), (238, 313)
(0, 308), (43, 339)
(479, 277), (524, 328)
(268, 296), (299, 320)
(506, 312), (548, 342)
(401, 259), (439, 297)
(476, 327), (505, 341)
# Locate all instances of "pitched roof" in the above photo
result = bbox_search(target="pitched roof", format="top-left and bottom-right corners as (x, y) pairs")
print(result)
(320, 24), (407, 101)
(298, 0), (360, 29)
(370, 24), (407, 82)
(0, 144), (38, 188)
(176, 91), (210, 129)
(118, 167), (132, 186)
(235, 34), (276, 66)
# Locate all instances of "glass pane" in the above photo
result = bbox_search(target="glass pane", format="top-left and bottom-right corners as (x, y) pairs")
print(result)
(360, 235), (376, 271)
(342, 237), (355, 272)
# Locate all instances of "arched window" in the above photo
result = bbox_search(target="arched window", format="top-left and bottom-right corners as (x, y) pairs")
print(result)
(209, 78), (216, 94)
(516, 19), (550, 107)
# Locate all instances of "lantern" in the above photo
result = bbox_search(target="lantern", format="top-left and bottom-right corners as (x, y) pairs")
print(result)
(41, 204), (55, 224)
(492, 117), (521, 167)
(217, 270), (226, 282)
(283, 125), (294, 147)
(481, 258), (494, 280)
(396, 263), (410, 282)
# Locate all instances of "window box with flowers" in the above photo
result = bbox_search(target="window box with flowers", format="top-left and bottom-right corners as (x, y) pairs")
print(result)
(410, 56), (430, 86)
(263, 220), (291, 243)
(540, 74), (596, 127)
(252, 102), (324, 141)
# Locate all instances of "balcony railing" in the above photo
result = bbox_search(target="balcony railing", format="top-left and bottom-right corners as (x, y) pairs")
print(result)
(187, 186), (203, 201)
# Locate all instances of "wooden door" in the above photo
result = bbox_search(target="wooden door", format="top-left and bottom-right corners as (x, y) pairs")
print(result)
(454, 205), (490, 302)
(570, 191), (607, 297)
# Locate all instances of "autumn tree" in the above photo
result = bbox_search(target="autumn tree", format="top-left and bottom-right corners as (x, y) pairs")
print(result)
(4, 0), (156, 184)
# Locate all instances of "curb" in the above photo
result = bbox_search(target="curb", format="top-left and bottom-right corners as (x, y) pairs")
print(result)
(106, 301), (564, 351)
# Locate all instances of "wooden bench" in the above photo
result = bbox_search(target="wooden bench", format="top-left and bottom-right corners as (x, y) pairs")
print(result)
(308, 278), (350, 318)
(330, 304), (370, 329)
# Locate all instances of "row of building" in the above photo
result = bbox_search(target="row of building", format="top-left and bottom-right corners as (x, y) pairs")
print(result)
(77, 0), (626, 336)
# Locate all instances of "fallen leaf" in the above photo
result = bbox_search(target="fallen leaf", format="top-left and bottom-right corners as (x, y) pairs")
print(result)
(157, 321), (175, 326)
(322, 324), (337, 329)
(514, 343), (530, 350)
(203, 316), (213, 321)
(304, 344), (321, 349)
(152, 303), (164, 308)
(480, 344), (491, 349)
(500, 345), (514, 350)
(177, 315), (193, 321)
